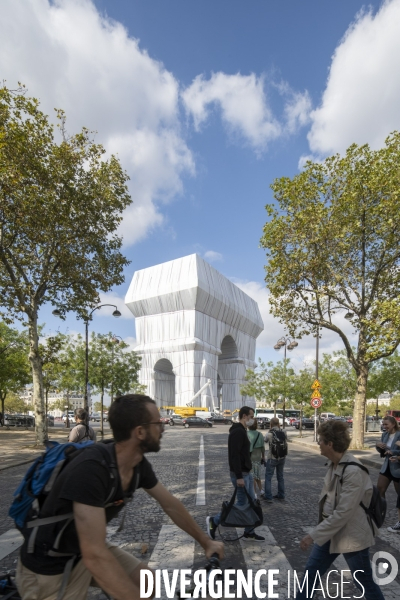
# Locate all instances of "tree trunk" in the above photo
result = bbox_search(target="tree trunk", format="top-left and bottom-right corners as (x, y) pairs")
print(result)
(351, 363), (369, 449)
(100, 382), (104, 437)
(0, 391), (5, 426)
(28, 314), (46, 446)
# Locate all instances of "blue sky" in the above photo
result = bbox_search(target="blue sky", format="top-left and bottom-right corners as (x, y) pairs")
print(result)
(1, 0), (399, 376)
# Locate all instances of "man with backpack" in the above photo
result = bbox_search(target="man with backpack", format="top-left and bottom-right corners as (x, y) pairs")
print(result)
(68, 408), (96, 442)
(13, 394), (223, 600)
(263, 417), (288, 503)
(297, 420), (385, 600)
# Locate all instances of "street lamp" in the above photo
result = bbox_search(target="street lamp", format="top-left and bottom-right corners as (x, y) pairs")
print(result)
(84, 305), (121, 413)
(110, 335), (123, 404)
(52, 303), (122, 413)
(274, 336), (299, 428)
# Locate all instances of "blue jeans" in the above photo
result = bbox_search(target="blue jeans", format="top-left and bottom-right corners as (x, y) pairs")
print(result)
(264, 458), (285, 499)
(213, 472), (256, 534)
(296, 540), (385, 599)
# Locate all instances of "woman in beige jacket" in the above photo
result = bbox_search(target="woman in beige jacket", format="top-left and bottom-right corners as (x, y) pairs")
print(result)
(297, 420), (385, 600)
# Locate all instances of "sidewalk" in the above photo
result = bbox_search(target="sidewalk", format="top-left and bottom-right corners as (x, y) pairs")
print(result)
(0, 428), (112, 471)
(287, 428), (383, 470)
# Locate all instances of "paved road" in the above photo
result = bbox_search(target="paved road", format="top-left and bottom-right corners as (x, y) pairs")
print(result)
(1, 427), (399, 599)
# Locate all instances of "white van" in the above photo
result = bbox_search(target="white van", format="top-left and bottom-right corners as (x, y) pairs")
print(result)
(256, 411), (284, 425)
(320, 412), (336, 421)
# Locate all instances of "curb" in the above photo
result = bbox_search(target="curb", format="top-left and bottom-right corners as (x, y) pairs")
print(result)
(0, 457), (38, 472)
(289, 437), (383, 470)
(0, 434), (114, 472)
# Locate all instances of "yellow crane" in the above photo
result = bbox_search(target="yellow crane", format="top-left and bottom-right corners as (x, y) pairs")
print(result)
(161, 379), (219, 418)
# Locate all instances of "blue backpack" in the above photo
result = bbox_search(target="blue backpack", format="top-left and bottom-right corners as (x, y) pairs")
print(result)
(9, 441), (122, 600)
(9, 441), (98, 530)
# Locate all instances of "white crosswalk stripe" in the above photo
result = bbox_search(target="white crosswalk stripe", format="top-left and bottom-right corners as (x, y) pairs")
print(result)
(237, 525), (292, 599)
(147, 524), (195, 600)
(196, 435), (206, 506)
(0, 529), (23, 561)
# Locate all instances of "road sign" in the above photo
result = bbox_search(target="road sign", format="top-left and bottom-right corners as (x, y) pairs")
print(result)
(311, 389), (322, 399)
(311, 379), (322, 389)
(311, 397), (322, 408)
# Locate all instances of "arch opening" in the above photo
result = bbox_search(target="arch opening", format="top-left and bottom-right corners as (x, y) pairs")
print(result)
(220, 335), (238, 360)
(154, 359), (175, 407)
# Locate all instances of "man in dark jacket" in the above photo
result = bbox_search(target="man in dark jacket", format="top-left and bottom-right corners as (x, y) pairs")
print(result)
(206, 406), (265, 542)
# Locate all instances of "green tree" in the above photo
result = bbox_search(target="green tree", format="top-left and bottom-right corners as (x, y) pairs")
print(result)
(240, 359), (272, 405)
(0, 322), (31, 418)
(241, 358), (297, 416)
(318, 350), (357, 412)
(93, 401), (104, 413)
(0, 86), (131, 445)
(261, 133), (400, 448)
(40, 332), (68, 420)
(4, 392), (32, 414)
(89, 333), (142, 429)
(291, 366), (315, 417)
(367, 351), (400, 398)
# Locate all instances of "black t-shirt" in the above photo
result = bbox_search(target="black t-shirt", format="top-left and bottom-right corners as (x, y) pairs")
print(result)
(20, 443), (158, 575)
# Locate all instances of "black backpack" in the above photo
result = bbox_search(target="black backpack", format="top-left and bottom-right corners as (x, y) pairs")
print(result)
(339, 461), (386, 528)
(270, 429), (288, 459)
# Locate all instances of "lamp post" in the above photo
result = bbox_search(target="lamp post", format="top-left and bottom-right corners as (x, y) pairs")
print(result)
(110, 335), (123, 404)
(274, 336), (298, 429)
(314, 327), (320, 442)
(52, 304), (122, 414)
(84, 305), (121, 414)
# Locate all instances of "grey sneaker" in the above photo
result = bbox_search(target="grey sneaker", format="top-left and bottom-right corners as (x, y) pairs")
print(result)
(206, 516), (216, 540)
(387, 521), (400, 533)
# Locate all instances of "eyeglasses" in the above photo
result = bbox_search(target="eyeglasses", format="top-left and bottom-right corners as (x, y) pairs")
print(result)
(142, 421), (165, 431)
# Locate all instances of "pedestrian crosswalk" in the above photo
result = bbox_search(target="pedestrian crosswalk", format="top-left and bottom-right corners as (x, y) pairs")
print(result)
(0, 529), (23, 561)
(1, 523), (400, 599)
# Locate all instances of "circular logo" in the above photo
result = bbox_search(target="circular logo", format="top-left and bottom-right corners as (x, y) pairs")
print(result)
(310, 398), (322, 408)
(372, 551), (398, 586)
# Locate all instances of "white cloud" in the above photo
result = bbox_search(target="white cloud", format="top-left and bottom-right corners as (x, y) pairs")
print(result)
(204, 250), (223, 263)
(233, 280), (357, 362)
(308, 0), (400, 155)
(98, 292), (134, 320)
(284, 90), (312, 134)
(182, 72), (311, 153)
(122, 336), (138, 351)
(0, 0), (194, 245)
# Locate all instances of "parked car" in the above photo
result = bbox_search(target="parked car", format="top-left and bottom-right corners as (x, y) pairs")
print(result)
(169, 415), (184, 426)
(62, 412), (75, 423)
(206, 415), (232, 425)
(295, 418), (315, 429)
(90, 413), (101, 422)
(4, 413), (35, 427)
(46, 414), (55, 427)
(257, 417), (270, 430)
(160, 416), (170, 424)
(182, 417), (213, 428)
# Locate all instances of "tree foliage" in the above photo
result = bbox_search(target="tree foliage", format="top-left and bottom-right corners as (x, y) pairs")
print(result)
(261, 133), (400, 448)
(0, 322), (30, 418)
(0, 86), (131, 444)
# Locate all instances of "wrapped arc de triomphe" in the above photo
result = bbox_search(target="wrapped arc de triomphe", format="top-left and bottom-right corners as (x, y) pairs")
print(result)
(125, 254), (264, 411)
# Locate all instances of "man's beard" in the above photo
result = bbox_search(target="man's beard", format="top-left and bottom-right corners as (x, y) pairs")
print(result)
(140, 432), (161, 453)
